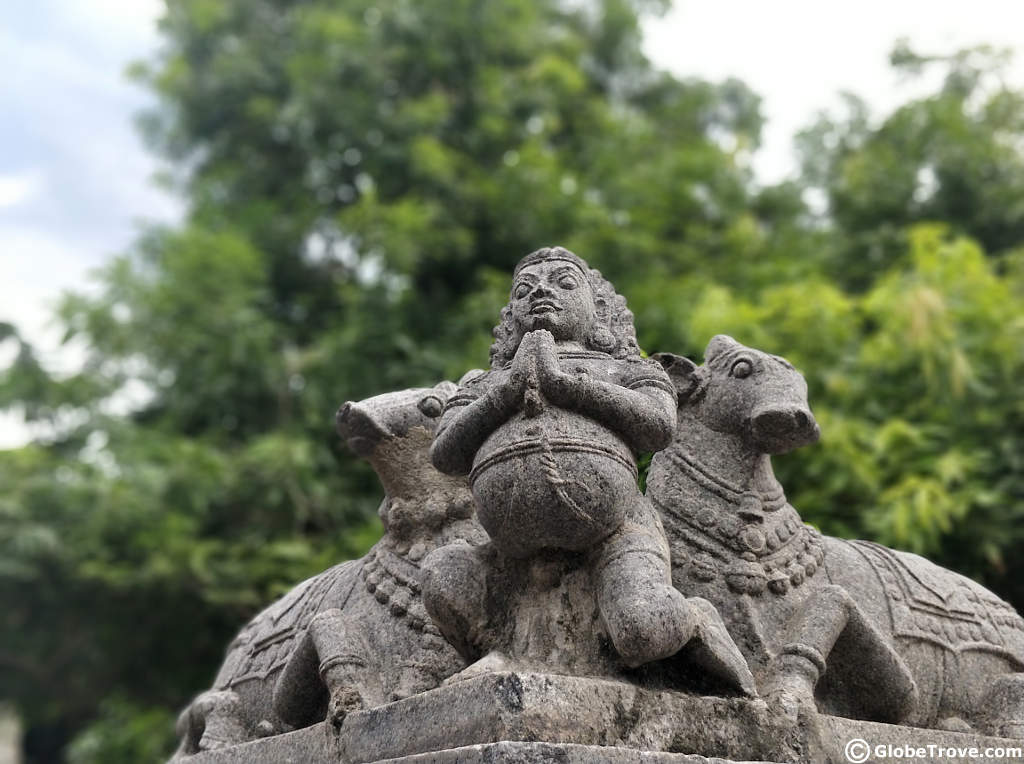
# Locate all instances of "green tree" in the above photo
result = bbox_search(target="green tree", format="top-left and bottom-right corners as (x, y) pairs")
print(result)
(4, 2), (1024, 759)
(678, 226), (1024, 597)
(2, 1), (779, 760)
(797, 42), (1024, 290)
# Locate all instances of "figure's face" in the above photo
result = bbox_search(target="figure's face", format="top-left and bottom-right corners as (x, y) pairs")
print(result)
(509, 260), (596, 342)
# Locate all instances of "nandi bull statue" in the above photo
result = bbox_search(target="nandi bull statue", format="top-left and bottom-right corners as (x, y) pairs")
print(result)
(172, 379), (487, 757)
(421, 247), (755, 692)
(648, 334), (1024, 737)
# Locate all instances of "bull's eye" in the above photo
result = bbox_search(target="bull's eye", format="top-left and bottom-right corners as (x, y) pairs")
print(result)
(418, 395), (444, 418)
(731, 359), (753, 379)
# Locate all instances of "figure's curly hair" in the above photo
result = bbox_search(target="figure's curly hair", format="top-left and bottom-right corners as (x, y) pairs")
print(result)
(489, 246), (641, 368)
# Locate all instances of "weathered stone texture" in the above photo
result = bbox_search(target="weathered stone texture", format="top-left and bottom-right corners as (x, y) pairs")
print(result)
(170, 246), (1024, 764)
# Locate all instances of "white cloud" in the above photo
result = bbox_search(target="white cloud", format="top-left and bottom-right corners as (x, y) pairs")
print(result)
(0, 224), (95, 373)
(0, 171), (44, 208)
(64, 0), (164, 44)
(643, 0), (1024, 183)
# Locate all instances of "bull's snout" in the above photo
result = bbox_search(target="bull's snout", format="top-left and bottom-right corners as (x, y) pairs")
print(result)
(336, 401), (353, 425)
(750, 406), (820, 454)
(336, 401), (387, 457)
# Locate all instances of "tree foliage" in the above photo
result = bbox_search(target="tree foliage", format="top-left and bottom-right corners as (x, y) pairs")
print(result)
(3, 2), (1024, 761)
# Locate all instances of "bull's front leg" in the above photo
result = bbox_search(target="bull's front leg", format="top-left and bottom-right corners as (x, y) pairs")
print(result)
(274, 609), (377, 733)
(764, 584), (918, 725)
(171, 689), (247, 757)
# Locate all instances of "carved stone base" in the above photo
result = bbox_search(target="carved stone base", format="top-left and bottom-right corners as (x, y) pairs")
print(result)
(183, 672), (1024, 764)
(337, 672), (791, 763)
(376, 742), (774, 763)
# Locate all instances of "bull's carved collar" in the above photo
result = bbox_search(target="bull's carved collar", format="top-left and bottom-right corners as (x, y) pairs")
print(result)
(654, 448), (824, 596)
(665, 447), (787, 518)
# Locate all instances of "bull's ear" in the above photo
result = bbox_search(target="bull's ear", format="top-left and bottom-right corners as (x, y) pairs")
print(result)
(433, 380), (458, 398)
(456, 368), (486, 386)
(706, 334), (740, 362)
(651, 352), (700, 399)
(652, 352), (697, 378)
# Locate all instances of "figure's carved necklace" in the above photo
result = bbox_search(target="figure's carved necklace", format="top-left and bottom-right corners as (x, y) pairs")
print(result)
(655, 449), (824, 596)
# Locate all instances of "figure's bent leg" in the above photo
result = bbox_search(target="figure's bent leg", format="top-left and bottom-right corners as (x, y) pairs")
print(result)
(594, 498), (754, 696)
(687, 597), (758, 697)
(421, 541), (490, 661)
(593, 503), (691, 667)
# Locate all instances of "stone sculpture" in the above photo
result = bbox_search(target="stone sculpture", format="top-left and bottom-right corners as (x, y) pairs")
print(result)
(171, 247), (1024, 764)
(648, 335), (1024, 737)
(421, 247), (755, 693)
(172, 380), (486, 757)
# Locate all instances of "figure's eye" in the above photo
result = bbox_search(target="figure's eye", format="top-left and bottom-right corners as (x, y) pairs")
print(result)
(730, 359), (753, 379)
(557, 275), (578, 290)
(418, 395), (444, 417)
(514, 283), (531, 299)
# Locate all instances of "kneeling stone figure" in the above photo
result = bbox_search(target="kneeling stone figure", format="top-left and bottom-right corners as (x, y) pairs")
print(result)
(423, 246), (754, 692)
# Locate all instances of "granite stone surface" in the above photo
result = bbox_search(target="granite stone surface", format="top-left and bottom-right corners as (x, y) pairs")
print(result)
(423, 248), (754, 693)
(373, 742), (781, 763)
(648, 336), (1024, 736)
(170, 246), (1024, 763)
(172, 380), (487, 757)
(181, 671), (1024, 763)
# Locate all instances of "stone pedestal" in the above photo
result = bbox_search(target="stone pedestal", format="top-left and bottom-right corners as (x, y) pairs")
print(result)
(336, 672), (787, 763)
(183, 671), (1024, 764)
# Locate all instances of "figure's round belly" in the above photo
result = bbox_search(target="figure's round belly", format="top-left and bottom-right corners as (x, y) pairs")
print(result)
(470, 413), (637, 557)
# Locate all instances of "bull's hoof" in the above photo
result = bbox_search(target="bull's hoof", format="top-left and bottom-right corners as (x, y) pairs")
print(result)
(937, 716), (973, 733)
(994, 721), (1024, 739)
(198, 715), (248, 751)
(443, 650), (515, 684)
(192, 690), (247, 752)
(762, 650), (820, 728)
(759, 680), (823, 764)
(327, 685), (364, 731)
(764, 677), (815, 728)
(979, 673), (1024, 738)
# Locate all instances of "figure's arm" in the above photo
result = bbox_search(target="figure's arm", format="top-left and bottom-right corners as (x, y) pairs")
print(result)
(432, 334), (545, 475)
(548, 375), (676, 453)
(533, 331), (676, 453)
(430, 379), (521, 475)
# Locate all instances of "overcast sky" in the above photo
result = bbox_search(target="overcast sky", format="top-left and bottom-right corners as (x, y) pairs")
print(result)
(2, 0), (1024, 446)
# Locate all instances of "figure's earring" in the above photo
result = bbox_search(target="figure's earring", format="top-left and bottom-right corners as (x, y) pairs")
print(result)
(588, 326), (617, 352)
(588, 297), (617, 352)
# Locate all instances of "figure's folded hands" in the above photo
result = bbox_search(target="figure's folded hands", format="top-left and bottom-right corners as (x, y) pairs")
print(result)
(508, 330), (538, 401)
(531, 329), (575, 404)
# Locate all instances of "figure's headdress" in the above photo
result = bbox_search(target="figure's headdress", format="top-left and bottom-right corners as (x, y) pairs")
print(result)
(489, 246), (641, 368)
(512, 246), (589, 278)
